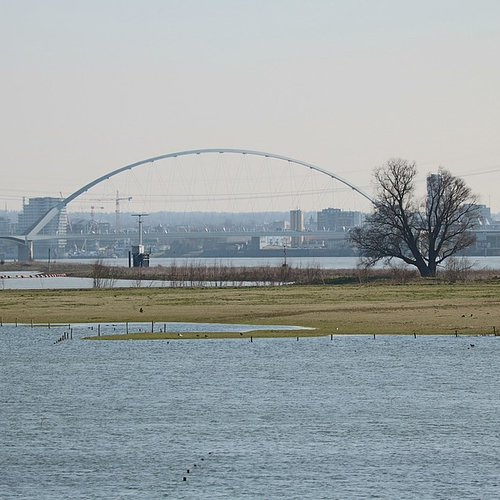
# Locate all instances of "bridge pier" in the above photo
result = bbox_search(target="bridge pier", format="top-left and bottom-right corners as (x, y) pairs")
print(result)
(17, 240), (34, 261)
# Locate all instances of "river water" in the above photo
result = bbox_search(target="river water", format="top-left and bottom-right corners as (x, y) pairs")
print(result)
(1, 327), (499, 499)
(2, 256), (500, 290)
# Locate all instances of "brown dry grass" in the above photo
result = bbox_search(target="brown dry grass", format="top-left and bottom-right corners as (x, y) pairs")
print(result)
(2, 280), (500, 336)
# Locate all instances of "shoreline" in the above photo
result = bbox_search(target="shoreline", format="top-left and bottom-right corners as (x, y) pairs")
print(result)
(2, 280), (500, 336)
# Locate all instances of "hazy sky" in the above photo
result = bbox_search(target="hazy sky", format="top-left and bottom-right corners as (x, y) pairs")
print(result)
(1, 0), (500, 212)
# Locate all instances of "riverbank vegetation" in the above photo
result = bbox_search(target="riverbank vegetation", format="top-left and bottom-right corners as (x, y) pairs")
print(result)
(1, 256), (496, 286)
(2, 264), (500, 336)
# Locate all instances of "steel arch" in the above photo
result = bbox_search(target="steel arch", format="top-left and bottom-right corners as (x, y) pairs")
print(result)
(24, 148), (375, 239)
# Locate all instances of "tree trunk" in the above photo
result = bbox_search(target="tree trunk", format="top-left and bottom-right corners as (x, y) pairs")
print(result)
(417, 263), (436, 277)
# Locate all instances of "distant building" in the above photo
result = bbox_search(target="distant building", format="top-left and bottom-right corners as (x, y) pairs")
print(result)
(317, 208), (363, 232)
(18, 197), (67, 258)
(266, 219), (289, 231)
(0, 216), (15, 260)
(290, 209), (304, 247)
(427, 173), (441, 203)
(0, 216), (12, 235)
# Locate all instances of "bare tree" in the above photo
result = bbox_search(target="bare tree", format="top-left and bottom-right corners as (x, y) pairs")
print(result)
(348, 158), (480, 277)
(92, 259), (117, 288)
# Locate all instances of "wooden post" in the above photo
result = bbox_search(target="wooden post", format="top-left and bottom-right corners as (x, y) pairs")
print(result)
(98, 324), (101, 336)
(126, 322), (129, 334)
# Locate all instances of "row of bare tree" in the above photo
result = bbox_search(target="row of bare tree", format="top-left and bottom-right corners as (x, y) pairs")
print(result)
(91, 257), (487, 288)
(92, 260), (325, 288)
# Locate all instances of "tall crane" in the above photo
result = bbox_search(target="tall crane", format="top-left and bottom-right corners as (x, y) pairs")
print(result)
(115, 191), (133, 233)
(94, 191), (132, 233)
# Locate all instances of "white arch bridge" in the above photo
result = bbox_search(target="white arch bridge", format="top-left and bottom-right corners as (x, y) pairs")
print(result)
(2, 148), (375, 260)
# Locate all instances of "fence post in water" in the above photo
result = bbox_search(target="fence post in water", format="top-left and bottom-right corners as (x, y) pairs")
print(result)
(15, 318), (18, 327)
(494, 326), (497, 336)
(48, 322), (50, 329)
(250, 336), (253, 342)
(373, 334), (376, 339)
(70, 328), (73, 340)
(455, 330), (458, 337)
(0, 317), (2, 326)
(151, 321), (154, 332)
(414, 332), (416, 339)
(126, 322), (129, 334)
(330, 334), (333, 340)
(98, 324), (101, 337)
(164, 323), (167, 333)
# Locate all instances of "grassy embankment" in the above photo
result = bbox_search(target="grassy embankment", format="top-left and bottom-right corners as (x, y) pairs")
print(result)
(1, 279), (500, 339)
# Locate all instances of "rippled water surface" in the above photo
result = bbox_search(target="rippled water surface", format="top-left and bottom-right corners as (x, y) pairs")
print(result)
(1, 328), (499, 499)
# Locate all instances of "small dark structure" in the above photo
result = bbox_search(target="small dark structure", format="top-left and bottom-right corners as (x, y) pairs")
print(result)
(129, 213), (150, 267)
